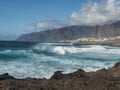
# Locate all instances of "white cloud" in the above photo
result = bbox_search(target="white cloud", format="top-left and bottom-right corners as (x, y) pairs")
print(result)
(35, 22), (54, 30)
(69, 0), (120, 26)
(35, 17), (63, 30)
(35, 0), (120, 31)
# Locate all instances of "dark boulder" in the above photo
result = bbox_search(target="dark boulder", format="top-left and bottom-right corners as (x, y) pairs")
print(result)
(51, 71), (63, 80)
(0, 73), (14, 80)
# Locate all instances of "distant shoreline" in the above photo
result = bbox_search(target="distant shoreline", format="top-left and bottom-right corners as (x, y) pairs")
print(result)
(0, 40), (120, 47)
(75, 41), (120, 47)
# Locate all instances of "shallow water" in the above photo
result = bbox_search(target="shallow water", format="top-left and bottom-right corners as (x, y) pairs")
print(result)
(0, 42), (120, 78)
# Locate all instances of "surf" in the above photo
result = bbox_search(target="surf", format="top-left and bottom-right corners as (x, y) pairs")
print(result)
(0, 42), (120, 79)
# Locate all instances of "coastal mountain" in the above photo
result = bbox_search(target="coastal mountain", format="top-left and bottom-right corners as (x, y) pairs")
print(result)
(17, 21), (120, 42)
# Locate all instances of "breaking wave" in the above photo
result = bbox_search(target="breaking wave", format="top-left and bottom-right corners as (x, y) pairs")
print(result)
(31, 44), (119, 55)
(0, 43), (120, 79)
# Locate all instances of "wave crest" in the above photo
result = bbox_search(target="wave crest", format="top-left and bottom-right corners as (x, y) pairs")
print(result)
(31, 44), (107, 55)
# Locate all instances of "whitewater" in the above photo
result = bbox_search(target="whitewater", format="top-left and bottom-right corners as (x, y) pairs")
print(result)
(0, 42), (120, 79)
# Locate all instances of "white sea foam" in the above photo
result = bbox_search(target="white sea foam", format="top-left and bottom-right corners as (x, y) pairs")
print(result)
(32, 44), (108, 55)
(53, 46), (66, 55)
(60, 45), (106, 53)
(0, 43), (120, 78)
(0, 49), (12, 53)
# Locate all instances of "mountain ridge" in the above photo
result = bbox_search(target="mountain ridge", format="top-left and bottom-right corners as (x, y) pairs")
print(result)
(17, 21), (120, 43)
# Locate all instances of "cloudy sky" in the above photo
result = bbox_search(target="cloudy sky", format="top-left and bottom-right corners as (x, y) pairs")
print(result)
(0, 0), (120, 40)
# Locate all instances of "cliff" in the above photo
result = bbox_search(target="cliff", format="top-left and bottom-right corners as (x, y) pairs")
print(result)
(17, 21), (120, 42)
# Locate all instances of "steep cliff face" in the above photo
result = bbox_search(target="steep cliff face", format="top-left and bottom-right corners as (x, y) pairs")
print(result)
(17, 21), (120, 42)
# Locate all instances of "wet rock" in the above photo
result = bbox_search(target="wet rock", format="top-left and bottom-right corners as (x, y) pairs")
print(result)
(112, 62), (120, 69)
(0, 73), (14, 80)
(109, 62), (120, 77)
(51, 71), (63, 80)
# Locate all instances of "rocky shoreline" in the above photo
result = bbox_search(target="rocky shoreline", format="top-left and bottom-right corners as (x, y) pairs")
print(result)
(78, 41), (120, 47)
(0, 62), (120, 90)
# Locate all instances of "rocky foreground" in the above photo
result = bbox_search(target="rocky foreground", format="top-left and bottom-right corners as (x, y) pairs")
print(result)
(1, 62), (120, 90)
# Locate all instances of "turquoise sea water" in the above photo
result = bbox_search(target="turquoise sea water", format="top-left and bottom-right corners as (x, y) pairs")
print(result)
(0, 41), (120, 78)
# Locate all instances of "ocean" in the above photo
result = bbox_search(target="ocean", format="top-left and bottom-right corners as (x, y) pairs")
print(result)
(0, 41), (120, 79)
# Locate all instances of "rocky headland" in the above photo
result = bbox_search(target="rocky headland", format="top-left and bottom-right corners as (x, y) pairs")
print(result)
(17, 21), (120, 43)
(17, 21), (120, 47)
(1, 62), (120, 90)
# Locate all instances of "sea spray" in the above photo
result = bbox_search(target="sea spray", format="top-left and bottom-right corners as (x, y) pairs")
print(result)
(0, 42), (120, 78)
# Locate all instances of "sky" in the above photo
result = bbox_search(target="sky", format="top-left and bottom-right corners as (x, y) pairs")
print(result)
(0, 0), (120, 40)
